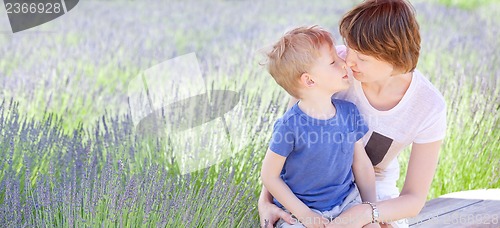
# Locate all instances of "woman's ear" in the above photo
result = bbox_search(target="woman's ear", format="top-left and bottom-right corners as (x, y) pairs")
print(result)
(300, 73), (315, 87)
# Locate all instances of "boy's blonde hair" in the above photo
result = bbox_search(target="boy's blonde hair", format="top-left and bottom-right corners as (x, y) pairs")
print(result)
(265, 25), (334, 98)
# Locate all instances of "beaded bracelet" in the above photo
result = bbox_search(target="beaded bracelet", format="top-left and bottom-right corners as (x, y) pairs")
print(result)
(362, 201), (380, 223)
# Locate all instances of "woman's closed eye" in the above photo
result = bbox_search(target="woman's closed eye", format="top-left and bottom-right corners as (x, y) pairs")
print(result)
(356, 53), (368, 61)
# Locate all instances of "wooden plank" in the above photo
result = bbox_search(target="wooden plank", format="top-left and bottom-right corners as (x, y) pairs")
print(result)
(408, 198), (482, 226)
(439, 199), (500, 227)
(440, 189), (500, 201)
(410, 199), (500, 227)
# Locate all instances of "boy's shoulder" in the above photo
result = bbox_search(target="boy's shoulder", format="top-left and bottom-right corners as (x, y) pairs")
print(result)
(331, 98), (358, 112)
(275, 104), (301, 126)
(275, 99), (360, 126)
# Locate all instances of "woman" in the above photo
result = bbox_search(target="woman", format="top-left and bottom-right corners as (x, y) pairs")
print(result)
(258, 1), (446, 227)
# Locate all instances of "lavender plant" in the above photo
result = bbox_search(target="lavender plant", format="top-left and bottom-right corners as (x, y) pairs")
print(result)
(0, 99), (266, 227)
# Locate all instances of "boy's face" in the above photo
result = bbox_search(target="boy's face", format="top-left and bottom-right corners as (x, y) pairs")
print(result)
(306, 44), (350, 94)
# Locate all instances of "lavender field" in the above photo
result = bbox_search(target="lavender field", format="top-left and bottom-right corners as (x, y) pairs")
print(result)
(0, 0), (499, 227)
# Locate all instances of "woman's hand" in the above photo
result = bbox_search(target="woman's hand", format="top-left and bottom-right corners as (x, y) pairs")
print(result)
(258, 200), (296, 227)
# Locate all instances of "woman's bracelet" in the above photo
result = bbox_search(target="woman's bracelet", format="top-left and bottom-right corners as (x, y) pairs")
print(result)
(362, 201), (380, 223)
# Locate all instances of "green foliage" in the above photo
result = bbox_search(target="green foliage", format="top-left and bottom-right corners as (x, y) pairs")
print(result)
(431, 0), (498, 9)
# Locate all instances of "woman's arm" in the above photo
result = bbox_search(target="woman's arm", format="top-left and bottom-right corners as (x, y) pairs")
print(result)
(352, 140), (377, 203)
(328, 140), (443, 227)
(261, 149), (328, 228)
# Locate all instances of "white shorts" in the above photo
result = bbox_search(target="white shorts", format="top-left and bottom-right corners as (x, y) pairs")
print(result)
(275, 181), (409, 228)
(276, 186), (361, 228)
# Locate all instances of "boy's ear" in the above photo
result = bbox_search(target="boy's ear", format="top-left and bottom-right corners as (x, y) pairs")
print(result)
(300, 73), (315, 87)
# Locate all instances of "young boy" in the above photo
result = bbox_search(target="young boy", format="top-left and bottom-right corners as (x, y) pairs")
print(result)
(260, 26), (378, 228)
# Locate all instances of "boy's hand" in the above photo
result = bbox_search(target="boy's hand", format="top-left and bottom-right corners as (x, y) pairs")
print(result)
(258, 201), (295, 227)
(362, 223), (381, 228)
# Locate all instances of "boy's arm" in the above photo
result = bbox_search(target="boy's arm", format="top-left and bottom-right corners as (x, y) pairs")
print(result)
(328, 140), (377, 227)
(258, 97), (299, 227)
(352, 140), (377, 203)
(261, 148), (328, 227)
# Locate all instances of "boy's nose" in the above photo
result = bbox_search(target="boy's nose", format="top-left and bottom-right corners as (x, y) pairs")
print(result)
(341, 62), (348, 71)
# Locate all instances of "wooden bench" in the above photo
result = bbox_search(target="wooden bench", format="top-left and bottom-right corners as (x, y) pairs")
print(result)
(408, 189), (500, 227)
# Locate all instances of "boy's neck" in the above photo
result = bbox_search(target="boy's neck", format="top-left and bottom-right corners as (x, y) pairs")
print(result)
(297, 95), (336, 120)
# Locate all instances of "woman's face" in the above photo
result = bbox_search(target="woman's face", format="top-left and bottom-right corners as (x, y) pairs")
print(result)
(344, 46), (395, 83)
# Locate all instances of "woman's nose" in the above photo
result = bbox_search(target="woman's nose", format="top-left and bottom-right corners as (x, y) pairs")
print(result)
(345, 49), (355, 67)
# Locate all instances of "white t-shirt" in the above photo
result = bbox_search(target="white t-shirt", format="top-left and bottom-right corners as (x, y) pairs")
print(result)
(334, 46), (447, 186)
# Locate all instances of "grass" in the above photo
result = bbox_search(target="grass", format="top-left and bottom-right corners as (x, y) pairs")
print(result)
(433, 0), (499, 9)
(0, 0), (499, 227)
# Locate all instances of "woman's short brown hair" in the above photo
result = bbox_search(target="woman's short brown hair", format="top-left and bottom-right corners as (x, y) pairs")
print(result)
(339, 0), (420, 73)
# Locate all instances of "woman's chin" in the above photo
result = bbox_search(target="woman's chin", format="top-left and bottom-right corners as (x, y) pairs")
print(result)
(352, 73), (363, 82)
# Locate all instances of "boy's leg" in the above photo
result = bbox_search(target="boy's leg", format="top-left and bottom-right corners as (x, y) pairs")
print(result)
(275, 218), (305, 228)
(274, 209), (305, 228)
(321, 185), (361, 221)
(275, 208), (329, 227)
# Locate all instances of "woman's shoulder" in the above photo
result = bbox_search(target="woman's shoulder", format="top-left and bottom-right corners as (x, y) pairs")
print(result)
(411, 69), (446, 112)
(408, 70), (447, 143)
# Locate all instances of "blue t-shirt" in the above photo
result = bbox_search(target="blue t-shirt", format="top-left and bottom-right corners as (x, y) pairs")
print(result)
(269, 99), (368, 211)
